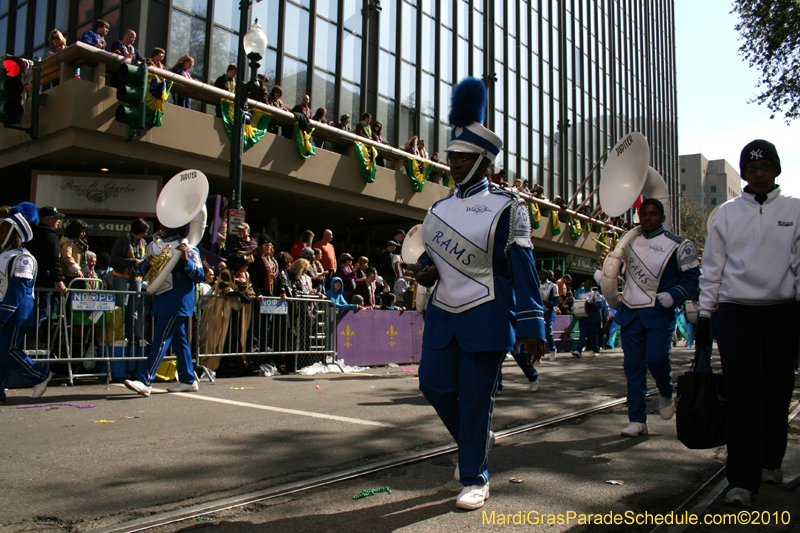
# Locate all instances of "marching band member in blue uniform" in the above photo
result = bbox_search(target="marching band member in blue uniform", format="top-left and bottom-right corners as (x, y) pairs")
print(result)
(572, 281), (605, 358)
(615, 199), (700, 437)
(414, 78), (545, 510)
(540, 270), (560, 361)
(124, 226), (204, 396)
(0, 203), (54, 402)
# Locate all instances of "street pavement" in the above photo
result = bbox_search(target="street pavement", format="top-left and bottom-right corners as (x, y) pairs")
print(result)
(1, 346), (798, 533)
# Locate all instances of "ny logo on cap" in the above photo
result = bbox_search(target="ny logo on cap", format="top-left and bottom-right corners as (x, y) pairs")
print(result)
(750, 149), (763, 160)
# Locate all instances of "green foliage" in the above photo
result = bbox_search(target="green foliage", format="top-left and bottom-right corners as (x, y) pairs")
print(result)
(679, 194), (708, 250)
(733, 0), (800, 122)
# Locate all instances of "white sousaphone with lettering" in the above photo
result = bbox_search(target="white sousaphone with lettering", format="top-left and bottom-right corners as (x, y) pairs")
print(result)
(597, 132), (671, 309)
(144, 169), (209, 294)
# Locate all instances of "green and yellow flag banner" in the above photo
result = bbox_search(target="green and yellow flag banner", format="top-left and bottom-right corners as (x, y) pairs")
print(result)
(406, 158), (434, 192)
(569, 216), (582, 240)
(220, 99), (273, 150)
(354, 141), (378, 183)
(145, 74), (173, 127)
(294, 124), (316, 159)
(550, 210), (561, 236)
(529, 202), (541, 230)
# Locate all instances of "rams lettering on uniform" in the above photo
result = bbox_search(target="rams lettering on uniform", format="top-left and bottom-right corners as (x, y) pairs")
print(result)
(429, 231), (475, 265)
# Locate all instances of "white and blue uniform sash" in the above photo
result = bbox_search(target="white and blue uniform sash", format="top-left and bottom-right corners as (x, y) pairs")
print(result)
(0, 249), (36, 302)
(622, 228), (679, 309)
(421, 181), (514, 313)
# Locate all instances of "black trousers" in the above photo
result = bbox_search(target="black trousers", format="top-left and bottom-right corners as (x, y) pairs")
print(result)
(716, 302), (798, 493)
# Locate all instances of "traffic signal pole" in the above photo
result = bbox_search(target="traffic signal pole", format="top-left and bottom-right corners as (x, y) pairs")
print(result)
(115, 59), (149, 141)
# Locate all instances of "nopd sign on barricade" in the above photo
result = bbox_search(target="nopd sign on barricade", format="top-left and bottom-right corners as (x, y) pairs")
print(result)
(260, 298), (288, 315)
(70, 292), (117, 311)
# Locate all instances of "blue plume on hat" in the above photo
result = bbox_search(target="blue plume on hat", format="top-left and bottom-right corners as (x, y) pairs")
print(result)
(448, 77), (487, 127)
(9, 202), (39, 227)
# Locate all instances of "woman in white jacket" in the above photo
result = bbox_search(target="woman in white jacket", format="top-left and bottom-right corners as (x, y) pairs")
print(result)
(696, 139), (800, 508)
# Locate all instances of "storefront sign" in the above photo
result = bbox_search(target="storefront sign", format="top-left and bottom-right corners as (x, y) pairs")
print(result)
(32, 171), (162, 216)
(565, 254), (598, 275)
(59, 218), (155, 238)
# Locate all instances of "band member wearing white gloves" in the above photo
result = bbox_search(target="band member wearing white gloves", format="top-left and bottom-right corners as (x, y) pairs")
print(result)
(696, 139), (800, 507)
(614, 199), (700, 437)
(414, 78), (545, 511)
(124, 226), (204, 396)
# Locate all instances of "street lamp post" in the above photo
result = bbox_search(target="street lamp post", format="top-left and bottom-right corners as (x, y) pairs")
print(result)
(229, 1), (267, 218)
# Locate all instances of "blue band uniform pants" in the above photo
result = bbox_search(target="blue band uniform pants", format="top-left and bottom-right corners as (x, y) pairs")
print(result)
(621, 313), (674, 423)
(0, 325), (50, 397)
(136, 315), (196, 387)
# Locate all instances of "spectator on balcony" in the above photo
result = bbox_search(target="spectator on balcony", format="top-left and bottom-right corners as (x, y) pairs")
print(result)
(313, 229), (336, 273)
(60, 219), (89, 286)
(147, 47), (166, 69)
(45, 29), (67, 57)
(266, 85), (286, 135)
(334, 115), (351, 155)
(491, 168), (507, 187)
(519, 180), (531, 194)
(372, 121), (386, 167)
(311, 108), (327, 149)
(290, 230), (314, 260)
(355, 112), (372, 139)
(249, 74), (269, 104)
(171, 56), (194, 109)
(110, 29), (141, 61)
(418, 139), (428, 160)
(292, 94), (312, 120)
(214, 63), (237, 118)
(335, 253), (357, 297)
(80, 19), (109, 50)
(405, 134), (420, 156)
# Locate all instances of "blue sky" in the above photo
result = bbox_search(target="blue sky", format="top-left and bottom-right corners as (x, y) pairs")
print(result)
(675, 0), (799, 197)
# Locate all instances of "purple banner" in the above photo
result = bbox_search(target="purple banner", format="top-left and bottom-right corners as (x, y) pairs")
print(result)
(336, 309), (424, 367)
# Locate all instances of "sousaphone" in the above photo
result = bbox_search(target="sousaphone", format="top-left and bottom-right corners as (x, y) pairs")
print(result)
(597, 133), (672, 309)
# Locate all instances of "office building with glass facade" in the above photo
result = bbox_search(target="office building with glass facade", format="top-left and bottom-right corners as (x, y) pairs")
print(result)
(2, 0), (677, 219)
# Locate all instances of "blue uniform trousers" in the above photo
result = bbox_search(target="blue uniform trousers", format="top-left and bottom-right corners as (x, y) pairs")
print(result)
(621, 313), (674, 423)
(419, 337), (504, 487)
(136, 315), (195, 387)
(0, 325), (50, 398)
(543, 308), (556, 352)
(576, 315), (601, 353)
(716, 302), (798, 494)
(498, 347), (538, 390)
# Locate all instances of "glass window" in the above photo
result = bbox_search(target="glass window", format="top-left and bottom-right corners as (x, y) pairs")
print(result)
(456, 37), (468, 81)
(457, 0), (468, 38)
(711, 198), (717, 205)
(507, 35), (516, 72)
(253, 0), (280, 47)
(213, 0), (239, 31)
(170, 9), (207, 79)
(400, 60), (416, 108)
(399, 103), (415, 148)
(33, 0), (47, 47)
(440, 27), (452, 82)
(520, 80), (528, 120)
(508, 118), (517, 155)
(377, 96), (396, 145)
(494, 61), (504, 111)
(494, 109), (504, 144)
(261, 48), (277, 80)
(494, 24), (504, 63)
(317, 0), (337, 22)
(102, 8), (120, 43)
(508, 0), (516, 37)
(379, 0), (396, 52)
(420, 116), (434, 151)
(210, 26), (238, 81)
(494, 0), (503, 28)
(421, 14), (434, 72)
(282, 56), (308, 107)
(508, 76), (516, 118)
(173, 0), (207, 18)
(473, 11), (483, 49)
(441, 0), (452, 27)
(0, 0), (7, 14)
(102, 0), (119, 9)
(14, 3), (27, 55)
(0, 16), (6, 56)
(312, 68), (336, 120)
(315, 17), (337, 72)
(76, 0), (93, 25)
(340, 79), (360, 123)
(520, 122), (528, 159)
(401, 2), (416, 63)
(31, 45), (43, 59)
(284, 3), (309, 61)
(520, 1), (528, 46)
(378, 50), (396, 98)
(472, 47), (483, 78)
(343, 0), (361, 35)
(342, 32), (362, 83)
(420, 71), (434, 116)
(421, 0), (435, 16)
(711, 185), (717, 193)
(542, 60), (549, 93)
(520, 45), (528, 79)
(437, 121), (450, 156)
(55, 0), (66, 34)
(439, 81), (451, 122)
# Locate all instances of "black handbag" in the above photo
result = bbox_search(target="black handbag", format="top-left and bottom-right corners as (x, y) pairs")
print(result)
(675, 349), (726, 449)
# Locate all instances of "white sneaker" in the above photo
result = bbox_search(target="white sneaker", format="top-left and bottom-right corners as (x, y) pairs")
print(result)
(572, 351), (581, 358)
(762, 468), (783, 484)
(658, 395), (675, 420)
(620, 422), (649, 437)
(724, 487), (754, 507)
(167, 381), (199, 393)
(530, 378), (540, 392)
(592, 352), (600, 357)
(548, 350), (556, 362)
(456, 483), (490, 510)
(124, 379), (151, 397)
(31, 372), (54, 399)
(455, 431), (495, 481)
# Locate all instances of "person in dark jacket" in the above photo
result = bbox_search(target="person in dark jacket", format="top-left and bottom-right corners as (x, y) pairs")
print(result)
(110, 218), (149, 343)
(213, 63), (237, 118)
(26, 205), (67, 335)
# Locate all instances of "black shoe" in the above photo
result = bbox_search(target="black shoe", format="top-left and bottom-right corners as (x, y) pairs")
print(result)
(572, 351), (581, 358)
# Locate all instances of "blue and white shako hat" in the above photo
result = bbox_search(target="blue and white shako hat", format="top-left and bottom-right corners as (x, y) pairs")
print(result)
(4, 202), (39, 245)
(446, 78), (503, 162)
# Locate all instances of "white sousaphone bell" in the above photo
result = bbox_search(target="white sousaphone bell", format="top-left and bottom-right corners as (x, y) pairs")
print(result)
(403, 224), (425, 264)
(597, 132), (672, 309)
(144, 169), (209, 295)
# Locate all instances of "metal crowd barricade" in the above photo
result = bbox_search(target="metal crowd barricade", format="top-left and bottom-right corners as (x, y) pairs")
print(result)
(194, 294), (338, 375)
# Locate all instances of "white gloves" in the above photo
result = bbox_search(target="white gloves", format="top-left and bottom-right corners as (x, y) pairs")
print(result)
(656, 292), (674, 308)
